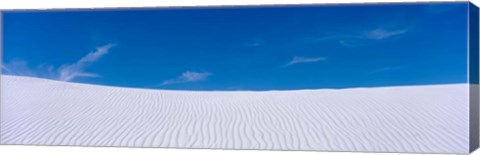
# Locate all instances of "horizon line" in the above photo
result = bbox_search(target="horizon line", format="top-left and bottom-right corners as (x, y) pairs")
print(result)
(0, 74), (470, 93)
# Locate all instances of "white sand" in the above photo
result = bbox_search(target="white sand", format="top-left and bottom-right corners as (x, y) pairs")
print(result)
(0, 75), (470, 153)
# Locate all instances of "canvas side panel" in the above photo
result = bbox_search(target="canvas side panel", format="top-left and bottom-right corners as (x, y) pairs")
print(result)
(0, 11), (4, 144)
(469, 2), (480, 153)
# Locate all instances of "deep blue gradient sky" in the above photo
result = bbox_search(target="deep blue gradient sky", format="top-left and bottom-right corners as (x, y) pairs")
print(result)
(2, 2), (469, 90)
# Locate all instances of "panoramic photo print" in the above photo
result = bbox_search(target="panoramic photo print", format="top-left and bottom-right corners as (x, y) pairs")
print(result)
(1, 2), (479, 154)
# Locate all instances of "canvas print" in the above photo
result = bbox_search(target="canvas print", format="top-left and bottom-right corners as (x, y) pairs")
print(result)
(1, 2), (479, 154)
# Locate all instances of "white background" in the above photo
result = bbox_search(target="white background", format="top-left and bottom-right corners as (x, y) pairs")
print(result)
(0, 0), (478, 154)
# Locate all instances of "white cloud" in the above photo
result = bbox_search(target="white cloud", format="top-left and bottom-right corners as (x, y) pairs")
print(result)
(161, 71), (212, 86)
(58, 43), (115, 81)
(1, 59), (38, 77)
(1, 43), (115, 82)
(245, 37), (264, 47)
(363, 28), (408, 40)
(1, 64), (9, 73)
(283, 56), (327, 67)
(307, 26), (410, 47)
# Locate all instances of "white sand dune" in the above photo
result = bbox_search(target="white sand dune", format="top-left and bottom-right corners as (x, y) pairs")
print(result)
(0, 75), (470, 153)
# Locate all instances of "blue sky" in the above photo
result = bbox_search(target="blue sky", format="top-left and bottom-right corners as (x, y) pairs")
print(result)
(2, 2), (469, 90)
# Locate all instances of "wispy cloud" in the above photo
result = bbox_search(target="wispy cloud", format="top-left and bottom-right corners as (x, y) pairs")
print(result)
(363, 28), (408, 40)
(58, 44), (115, 81)
(2, 59), (38, 77)
(283, 56), (327, 67)
(306, 25), (410, 47)
(245, 37), (265, 47)
(1, 64), (10, 73)
(1, 43), (115, 82)
(161, 71), (212, 86)
(332, 28), (409, 47)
